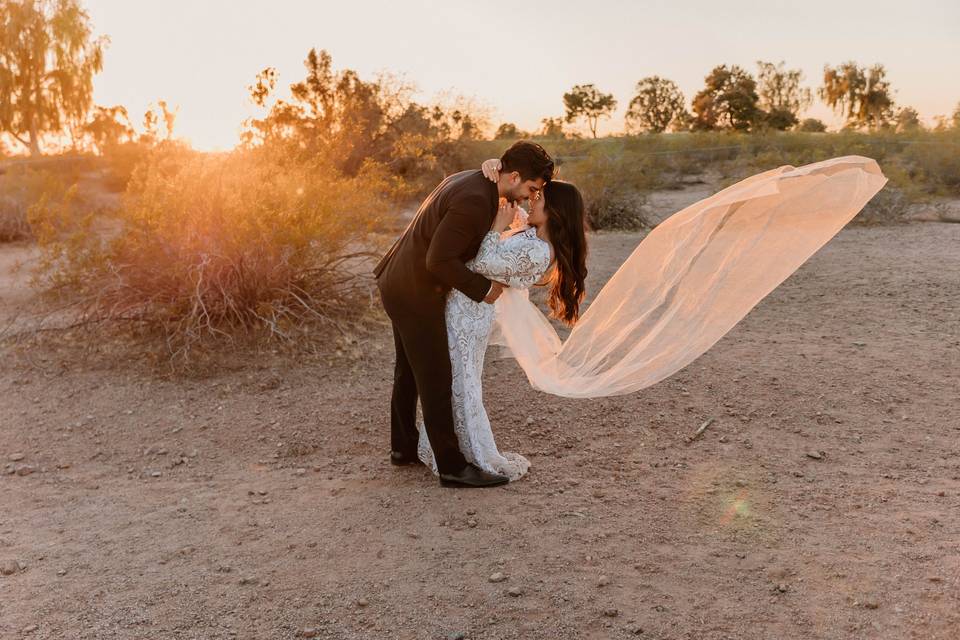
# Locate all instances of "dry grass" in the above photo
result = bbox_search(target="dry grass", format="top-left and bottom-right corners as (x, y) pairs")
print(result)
(18, 143), (389, 367)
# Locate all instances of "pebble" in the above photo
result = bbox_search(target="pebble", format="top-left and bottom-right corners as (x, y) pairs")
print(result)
(447, 633), (466, 640)
(1, 559), (21, 575)
(22, 625), (38, 633)
(806, 451), (824, 460)
(597, 575), (610, 587)
(299, 629), (319, 638)
(9, 453), (25, 461)
(507, 586), (523, 597)
(16, 464), (36, 476)
(777, 583), (789, 593)
(488, 572), (507, 583)
(356, 598), (368, 607)
(603, 608), (620, 617)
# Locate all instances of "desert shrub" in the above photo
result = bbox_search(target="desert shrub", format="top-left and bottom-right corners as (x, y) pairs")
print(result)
(899, 130), (960, 195)
(27, 143), (389, 363)
(0, 163), (80, 242)
(797, 118), (827, 132)
(856, 185), (909, 224)
(561, 145), (656, 230)
(99, 140), (153, 192)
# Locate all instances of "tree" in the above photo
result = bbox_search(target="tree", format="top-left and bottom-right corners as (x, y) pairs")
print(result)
(691, 65), (761, 131)
(494, 122), (529, 139)
(539, 117), (565, 138)
(562, 84), (617, 138)
(819, 62), (895, 130)
(82, 104), (134, 153)
(797, 118), (827, 132)
(953, 102), (960, 129)
(245, 49), (419, 172)
(0, 0), (107, 155)
(625, 76), (688, 134)
(755, 60), (812, 130)
(243, 49), (490, 179)
(140, 100), (178, 145)
(895, 106), (922, 132)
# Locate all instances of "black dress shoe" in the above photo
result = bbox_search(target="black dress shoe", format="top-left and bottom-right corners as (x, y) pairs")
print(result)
(390, 450), (423, 466)
(439, 463), (510, 488)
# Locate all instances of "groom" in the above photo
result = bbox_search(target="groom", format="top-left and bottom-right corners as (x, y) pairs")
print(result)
(374, 141), (555, 488)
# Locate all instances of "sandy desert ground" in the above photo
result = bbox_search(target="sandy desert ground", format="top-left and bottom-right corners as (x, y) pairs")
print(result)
(1, 203), (958, 639)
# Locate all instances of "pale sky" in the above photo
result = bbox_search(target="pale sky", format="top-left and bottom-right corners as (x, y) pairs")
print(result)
(83, 0), (960, 150)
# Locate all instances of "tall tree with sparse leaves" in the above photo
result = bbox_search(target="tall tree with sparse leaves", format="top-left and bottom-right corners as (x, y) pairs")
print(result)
(625, 76), (688, 134)
(0, 0), (106, 155)
(820, 62), (895, 131)
(563, 84), (617, 138)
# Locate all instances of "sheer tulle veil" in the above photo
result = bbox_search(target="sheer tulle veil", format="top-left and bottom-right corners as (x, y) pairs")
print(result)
(489, 155), (888, 398)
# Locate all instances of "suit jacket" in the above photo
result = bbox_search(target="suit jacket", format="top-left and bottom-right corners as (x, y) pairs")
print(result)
(374, 170), (498, 311)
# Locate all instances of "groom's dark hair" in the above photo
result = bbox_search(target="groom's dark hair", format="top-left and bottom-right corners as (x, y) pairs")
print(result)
(500, 141), (555, 183)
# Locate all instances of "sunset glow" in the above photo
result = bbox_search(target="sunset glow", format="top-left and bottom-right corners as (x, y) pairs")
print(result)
(82, 0), (960, 151)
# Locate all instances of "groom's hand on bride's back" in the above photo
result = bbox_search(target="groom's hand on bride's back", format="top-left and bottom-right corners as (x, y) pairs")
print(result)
(483, 280), (508, 304)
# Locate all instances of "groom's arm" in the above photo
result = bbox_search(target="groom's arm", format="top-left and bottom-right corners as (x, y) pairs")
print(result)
(426, 192), (493, 303)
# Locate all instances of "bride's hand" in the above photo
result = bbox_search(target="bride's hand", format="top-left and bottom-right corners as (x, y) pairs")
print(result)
(492, 199), (519, 232)
(481, 158), (501, 182)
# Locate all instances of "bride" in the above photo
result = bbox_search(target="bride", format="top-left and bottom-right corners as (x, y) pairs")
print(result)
(417, 153), (887, 484)
(416, 168), (589, 482)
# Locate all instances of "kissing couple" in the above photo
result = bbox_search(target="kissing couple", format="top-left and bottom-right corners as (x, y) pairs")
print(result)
(374, 141), (889, 489)
(374, 141), (582, 488)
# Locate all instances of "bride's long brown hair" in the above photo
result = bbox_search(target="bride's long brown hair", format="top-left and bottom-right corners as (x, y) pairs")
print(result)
(543, 180), (588, 325)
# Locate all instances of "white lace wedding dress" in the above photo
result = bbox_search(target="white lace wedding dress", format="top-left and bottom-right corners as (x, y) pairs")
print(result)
(417, 225), (552, 481)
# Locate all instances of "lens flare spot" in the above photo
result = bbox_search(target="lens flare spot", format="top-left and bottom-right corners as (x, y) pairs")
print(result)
(719, 490), (753, 525)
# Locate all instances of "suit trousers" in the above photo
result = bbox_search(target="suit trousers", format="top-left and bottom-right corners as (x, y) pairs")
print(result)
(377, 282), (468, 475)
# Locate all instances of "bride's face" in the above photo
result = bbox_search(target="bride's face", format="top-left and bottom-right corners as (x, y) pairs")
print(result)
(526, 189), (547, 227)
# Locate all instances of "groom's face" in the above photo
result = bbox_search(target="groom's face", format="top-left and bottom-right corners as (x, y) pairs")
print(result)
(505, 173), (546, 204)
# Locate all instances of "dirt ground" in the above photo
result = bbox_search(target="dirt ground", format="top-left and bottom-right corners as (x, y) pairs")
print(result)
(1, 209), (959, 639)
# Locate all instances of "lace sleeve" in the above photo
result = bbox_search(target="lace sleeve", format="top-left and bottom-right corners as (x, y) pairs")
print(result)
(471, 230), (551, 289)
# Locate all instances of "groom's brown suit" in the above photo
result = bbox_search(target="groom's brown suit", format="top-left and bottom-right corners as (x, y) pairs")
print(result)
(374, 170), (499, 474)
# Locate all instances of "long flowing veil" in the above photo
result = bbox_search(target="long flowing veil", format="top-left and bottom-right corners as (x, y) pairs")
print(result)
(490, 155), (888, 398)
